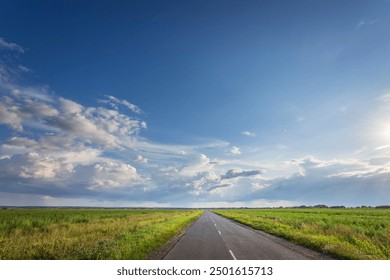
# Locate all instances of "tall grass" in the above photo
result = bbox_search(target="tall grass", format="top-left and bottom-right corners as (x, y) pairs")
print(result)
(213, 208), (390, 259)
(0, 208), (202, 259)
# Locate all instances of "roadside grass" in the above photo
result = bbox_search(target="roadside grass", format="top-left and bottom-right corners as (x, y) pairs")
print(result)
(213, 208), (390, 260)
(0, 208), (203, 259)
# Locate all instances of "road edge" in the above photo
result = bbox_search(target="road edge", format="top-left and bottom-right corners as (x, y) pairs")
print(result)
(147, 211), (204, 260)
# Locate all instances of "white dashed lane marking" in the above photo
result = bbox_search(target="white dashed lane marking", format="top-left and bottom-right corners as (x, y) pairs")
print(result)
(229, 250), (237, 260)
(210, 212), (235, 259)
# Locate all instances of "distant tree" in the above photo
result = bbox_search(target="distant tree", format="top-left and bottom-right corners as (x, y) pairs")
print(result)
(314, 204), (328, 208)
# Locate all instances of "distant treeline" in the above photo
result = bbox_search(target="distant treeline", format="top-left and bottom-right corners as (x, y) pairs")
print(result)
(292, 205), (390, 209)
(216, 205), (390, 209)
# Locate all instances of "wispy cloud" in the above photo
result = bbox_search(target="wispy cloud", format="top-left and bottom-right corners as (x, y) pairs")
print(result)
(241, 130), (256, 137)
(0, 37), (25, 53)
(357, 18), (380, 28)
(98, 95), (143, 114)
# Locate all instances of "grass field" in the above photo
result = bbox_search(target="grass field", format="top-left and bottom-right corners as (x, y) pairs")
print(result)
(0, 208), (203, 260)
(213, 208), (390, 260)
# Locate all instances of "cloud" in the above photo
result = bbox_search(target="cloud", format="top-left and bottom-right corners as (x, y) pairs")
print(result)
(0, 37), (25, 53)
(18, 65), (31, 73)
(0, 87), (146, 149)
(1, 40), (390, 207)
(74, 161), (142, 189)
(0, 192), (172, 207)
(207, 183), (231, 192)
(357, 18), (380, 28)
(134, 154), (148, 164)
(221, 169), (263, 180)
(2, 74), (390, 206)
(0, 54), (149, 194)
(189, 199), (300, 209)
(0, 152), (72, 180)
(241, 130), (256, 137)
(178, 154), (215, 177)
(98, 95), (142, 114)
(228, 146), (241, 155)
(247, 156), (390, 206)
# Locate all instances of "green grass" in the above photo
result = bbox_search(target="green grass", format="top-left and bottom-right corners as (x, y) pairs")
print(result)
(213, 208), (390, 260)
(0, 208), (203, 260)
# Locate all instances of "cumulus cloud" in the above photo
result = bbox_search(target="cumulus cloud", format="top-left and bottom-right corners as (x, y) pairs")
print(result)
(0, 152), (72, 180)
(74, 161), (142, 189)
(0, 87), (146, 149)
(0, 51), (148, 195)
(178, 154), (215, 177)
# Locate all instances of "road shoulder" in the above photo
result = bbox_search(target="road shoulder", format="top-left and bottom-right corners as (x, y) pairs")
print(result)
(147, 213), (202, 260)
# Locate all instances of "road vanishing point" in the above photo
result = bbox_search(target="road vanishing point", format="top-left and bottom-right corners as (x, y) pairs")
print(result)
(164, 210), (331, 260)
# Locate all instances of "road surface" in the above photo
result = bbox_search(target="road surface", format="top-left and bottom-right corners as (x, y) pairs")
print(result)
(164, 210), (331, 260)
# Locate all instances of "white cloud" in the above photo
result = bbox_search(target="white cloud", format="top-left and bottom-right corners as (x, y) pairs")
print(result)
(229, 146), (241, 155)
(59, 98), (83, 114)
(18, 65), (31, 73)
(178, 154), (215, 177)
(0, 152), (73, 179)
(75, 161), (142, 189)
(0, 37), (25, 53)
(98, 95), (142, 114)
(134, 154), (148, 164)
(0, 85), (147, 149)
(357, 18), (380, 28)
(0, 56), (149, 193)
(249, 155), (390, 206)
(241, 130), (256, 137)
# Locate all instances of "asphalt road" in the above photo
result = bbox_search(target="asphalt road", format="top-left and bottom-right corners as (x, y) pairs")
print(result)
(164, 210), (331, 260)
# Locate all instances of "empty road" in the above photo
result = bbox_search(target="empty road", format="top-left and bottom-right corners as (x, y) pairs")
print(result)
(164, 210), (331, 260)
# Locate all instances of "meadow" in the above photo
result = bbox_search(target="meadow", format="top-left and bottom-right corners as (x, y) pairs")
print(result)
(213, 208), (390, 260)
(0, 208), (203, 260)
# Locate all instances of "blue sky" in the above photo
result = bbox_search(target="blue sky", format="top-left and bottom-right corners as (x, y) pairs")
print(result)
(1, 0), (390, 207)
